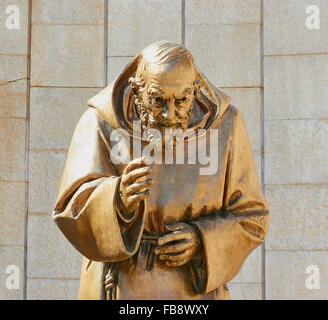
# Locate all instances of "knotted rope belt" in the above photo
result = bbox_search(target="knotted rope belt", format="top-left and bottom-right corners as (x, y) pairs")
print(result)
(104, 233), (160, 300)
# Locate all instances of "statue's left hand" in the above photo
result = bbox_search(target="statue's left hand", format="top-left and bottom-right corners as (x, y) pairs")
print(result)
(154, 222), (201, 267)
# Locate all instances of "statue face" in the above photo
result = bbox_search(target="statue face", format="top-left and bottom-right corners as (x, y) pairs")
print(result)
(136, 58), (196, 135)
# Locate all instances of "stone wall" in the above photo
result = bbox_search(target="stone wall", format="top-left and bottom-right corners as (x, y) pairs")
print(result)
(263, 0), (328, 299)
(0, 0), (326, 299)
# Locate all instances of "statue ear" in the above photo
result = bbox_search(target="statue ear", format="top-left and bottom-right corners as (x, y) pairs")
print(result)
(129, 75), (146, 95)
(128, 76), (140, 99)
(129, 76), (137, 90)
(193, 80), (200, 96)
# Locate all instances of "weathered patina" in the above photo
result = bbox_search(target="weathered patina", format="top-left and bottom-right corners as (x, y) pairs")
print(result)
(52, 41), (270, 300)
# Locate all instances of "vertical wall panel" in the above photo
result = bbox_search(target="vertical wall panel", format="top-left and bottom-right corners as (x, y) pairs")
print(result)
(107, 0), (182, 86)
(263, 0), (328, 299)
(26, 0), (105, 299)
(185, 0), (263, 299)
(0, 0), (29, 300)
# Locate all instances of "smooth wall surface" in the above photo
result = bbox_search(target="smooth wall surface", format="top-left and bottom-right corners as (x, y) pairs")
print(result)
(0, 0), (326, 299)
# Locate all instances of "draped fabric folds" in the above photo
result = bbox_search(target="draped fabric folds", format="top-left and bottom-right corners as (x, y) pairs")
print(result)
(52, 56), (270, 300)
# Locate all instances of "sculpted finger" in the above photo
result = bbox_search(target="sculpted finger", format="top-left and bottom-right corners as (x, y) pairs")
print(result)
(126, 178), (153, 195)
(124, 157), (148, 174)
(166, 259), (188, 267)
(165, 223), (184, 232)
(155, 240), (192, 254)
(122, 167), (152, 186)
(157, 231), (188, 246)
(159, 251), (189, 262)
(129, 190), (151, 203)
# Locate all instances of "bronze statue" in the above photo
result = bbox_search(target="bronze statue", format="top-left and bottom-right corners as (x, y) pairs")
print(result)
(52, 41), (270, 300)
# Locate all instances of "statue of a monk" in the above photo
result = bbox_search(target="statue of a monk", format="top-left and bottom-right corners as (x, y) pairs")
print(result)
(52, 41), (270, 300)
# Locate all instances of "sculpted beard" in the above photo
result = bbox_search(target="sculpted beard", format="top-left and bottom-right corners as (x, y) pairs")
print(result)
(129, 79), (193, 141)
(132, 93), (189, 134)
(128, 50), (197, 148)
(135, 95), (189, 148)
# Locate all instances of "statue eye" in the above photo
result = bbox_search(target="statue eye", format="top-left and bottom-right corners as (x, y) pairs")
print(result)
(176, 97), (187, 105)
(150, 96), (164, 109)
(155, 97), (163, 103)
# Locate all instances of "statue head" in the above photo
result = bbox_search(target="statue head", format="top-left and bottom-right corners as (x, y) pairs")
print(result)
(129, 41), (199, 136)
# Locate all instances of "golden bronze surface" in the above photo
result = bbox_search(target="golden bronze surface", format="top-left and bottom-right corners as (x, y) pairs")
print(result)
(53, 41), (270, 300)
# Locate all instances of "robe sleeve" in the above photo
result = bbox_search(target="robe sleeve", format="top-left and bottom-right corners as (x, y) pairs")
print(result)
(52, 108), (146, 262)
(190, 107), (270, 294)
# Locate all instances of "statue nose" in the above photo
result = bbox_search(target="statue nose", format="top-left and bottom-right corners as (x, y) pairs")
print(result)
(161, 100), (175, 120)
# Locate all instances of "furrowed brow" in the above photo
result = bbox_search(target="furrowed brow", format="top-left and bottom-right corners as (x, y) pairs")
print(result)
(183, 88), (193, 95)
(148, 87), (164, 97)
(176, 88), (192, 99)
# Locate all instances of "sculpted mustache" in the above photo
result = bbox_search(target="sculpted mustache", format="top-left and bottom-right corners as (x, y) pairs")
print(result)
(148, 117), (183, 128)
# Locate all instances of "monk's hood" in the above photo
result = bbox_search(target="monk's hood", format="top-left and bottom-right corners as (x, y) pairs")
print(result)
(87, 55), (231, 134)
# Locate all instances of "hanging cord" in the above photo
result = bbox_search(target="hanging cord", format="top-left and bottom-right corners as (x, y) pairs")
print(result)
(102, 234), (160, 299)
(104, 262), (119, 300)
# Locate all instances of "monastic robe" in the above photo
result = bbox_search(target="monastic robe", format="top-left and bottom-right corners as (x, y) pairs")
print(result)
(52, 55), (270, 300)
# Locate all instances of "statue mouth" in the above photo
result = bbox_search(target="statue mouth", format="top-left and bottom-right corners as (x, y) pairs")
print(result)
(147, 118), (185, 131)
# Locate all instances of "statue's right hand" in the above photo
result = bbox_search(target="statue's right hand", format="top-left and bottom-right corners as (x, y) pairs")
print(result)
(118, 157), (152, 214)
